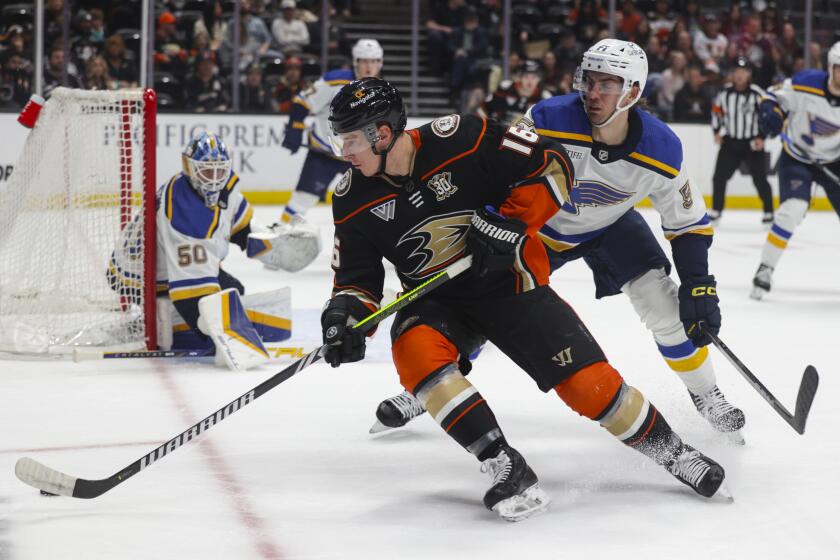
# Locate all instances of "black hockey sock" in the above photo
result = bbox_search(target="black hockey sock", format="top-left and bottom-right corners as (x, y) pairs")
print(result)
(414, 365), (507, 460)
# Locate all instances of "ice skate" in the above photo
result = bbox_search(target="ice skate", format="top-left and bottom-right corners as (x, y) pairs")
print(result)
(665, 444), (728, 499)
(708, 209), (721, 225)
(481, 446), (550, 522)
(750, 264), (773, 300)
(689, 386), (746, 444)
(369, 390), (426, 434)
(761, 212), (774, 228)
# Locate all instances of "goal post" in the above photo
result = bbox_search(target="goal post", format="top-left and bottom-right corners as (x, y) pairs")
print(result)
(0, 87), (157, 355)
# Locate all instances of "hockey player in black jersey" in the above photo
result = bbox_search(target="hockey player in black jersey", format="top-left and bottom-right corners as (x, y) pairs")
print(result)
(322, 77), (728, 521)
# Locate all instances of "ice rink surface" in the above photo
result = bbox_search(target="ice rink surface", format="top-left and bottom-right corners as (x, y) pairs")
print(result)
(1, 205), (838, 560)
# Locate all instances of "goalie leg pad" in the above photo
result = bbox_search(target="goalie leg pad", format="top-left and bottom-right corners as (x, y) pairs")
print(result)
(198, 289), (269, 371)
(242, 288), (292, 342)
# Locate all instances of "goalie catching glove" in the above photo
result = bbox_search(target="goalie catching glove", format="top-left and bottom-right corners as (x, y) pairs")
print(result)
(320, 295), (370, 367)
(246, 219), (321, 272)
(466, 206), (527, 277)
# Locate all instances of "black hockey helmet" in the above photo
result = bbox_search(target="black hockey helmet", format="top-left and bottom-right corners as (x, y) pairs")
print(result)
(328, 77), (407, 157)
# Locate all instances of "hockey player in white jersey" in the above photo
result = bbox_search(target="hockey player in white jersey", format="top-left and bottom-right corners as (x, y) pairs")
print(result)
(374, 39), (746, 441)
(750, 41), (840, 300)
(276, 38), (384, 225)
(109, 132), (313, 370)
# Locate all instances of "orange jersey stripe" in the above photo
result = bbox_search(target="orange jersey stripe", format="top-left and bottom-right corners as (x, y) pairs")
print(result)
(421, 117), (487, 181)
(334, 193), (398, 224)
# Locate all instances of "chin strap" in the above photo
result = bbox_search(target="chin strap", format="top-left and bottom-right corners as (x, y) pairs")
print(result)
(372, 131), (401, 175)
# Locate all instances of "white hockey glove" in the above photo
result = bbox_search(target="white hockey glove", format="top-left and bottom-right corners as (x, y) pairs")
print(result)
(247, 219), (321, 272)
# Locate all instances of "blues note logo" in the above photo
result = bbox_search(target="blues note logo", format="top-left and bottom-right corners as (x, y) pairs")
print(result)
(801, 112), (840, 145)
(559, 180), (633, 215)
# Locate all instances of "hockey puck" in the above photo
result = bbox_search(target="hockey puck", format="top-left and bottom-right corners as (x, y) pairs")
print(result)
(39, 490), (58, 497)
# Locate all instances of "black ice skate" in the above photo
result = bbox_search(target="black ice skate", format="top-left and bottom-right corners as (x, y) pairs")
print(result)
(369, 390), (426, 434)
(665, 444), (729, 499)
(689, 385), (746, 444)
(750, 264), (774, 300)
(481, 447), (550, 522)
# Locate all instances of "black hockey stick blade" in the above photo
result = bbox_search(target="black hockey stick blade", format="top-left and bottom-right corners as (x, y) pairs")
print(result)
(705, 328), (819, 435)
(15, 256), (473, 499)
(791, 365), (819, 435)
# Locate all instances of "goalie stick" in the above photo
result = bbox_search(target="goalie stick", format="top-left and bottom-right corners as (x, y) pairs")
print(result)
(704, 327), (819, 435)
(15, 256), (473, 499)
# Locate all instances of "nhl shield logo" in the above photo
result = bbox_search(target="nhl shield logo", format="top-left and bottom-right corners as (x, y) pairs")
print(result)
(597, 149), (609, 162)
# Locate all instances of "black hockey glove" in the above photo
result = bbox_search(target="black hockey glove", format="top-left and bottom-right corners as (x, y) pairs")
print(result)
(678, 275), (721, 347)
(282, 122), (304, 154)
(321, 295), (368, 368)
(466, 206), (527, 277)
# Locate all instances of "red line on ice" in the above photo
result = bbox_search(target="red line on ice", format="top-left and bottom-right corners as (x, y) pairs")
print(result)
(155, 365), (285, 560)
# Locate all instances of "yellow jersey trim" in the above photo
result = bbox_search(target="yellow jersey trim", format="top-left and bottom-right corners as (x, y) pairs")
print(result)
(628, 152), (680, 178)
(536, 129), (593, 143)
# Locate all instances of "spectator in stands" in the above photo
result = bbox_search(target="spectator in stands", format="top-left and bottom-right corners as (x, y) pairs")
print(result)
(722, 4), (744, 38)
(272, 0), (311, 54)
(672, 28), (698, 67)
(104, 34), (137, 89)
(760, 1), (782, 41)
(194, 0), (229, 52)
(190, 30), (213, 64)
(155, 11), (189, 79)
(448, 7), (490, 97)
(568, 0), (607, 44)
(238, 0), (280, 68)
(273, 55), (305, 113)
(483, 59), (550, 125)
(695, 13), (728, 74)
(426, 0), (466, 74)
(657, 50), (687, 119)
(682, 0), (703, 37)
(555, 28), (584, 74)
(541, 50), (561, 94)
(673, 63), (712, 123)
(239, 63), (270, 111)
(45, 0), (65, 49)
(647, 0), (675, 39)
(776, 22), (802, 77)
(83, 55), (114, 91)
(646, 34), (668, 73)
(618, 0), (643, 43)
(71, 11), (101, 67)
(0, 50), (32, 109)
(89, 9), (106, 46)
(43, 43), (82, 98)
(184, 50), (229, 113)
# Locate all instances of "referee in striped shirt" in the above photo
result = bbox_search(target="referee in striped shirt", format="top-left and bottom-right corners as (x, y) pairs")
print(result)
(710, 57), (773, 224)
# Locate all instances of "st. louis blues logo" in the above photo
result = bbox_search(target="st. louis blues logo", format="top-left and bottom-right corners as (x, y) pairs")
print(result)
(559, 179), (634, 215)
(800, 112), (840, 145)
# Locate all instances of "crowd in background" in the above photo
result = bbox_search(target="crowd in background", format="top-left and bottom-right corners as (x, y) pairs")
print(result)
(0, 0), (838, 123)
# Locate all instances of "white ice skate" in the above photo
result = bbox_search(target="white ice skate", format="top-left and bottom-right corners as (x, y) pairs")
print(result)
(750, 264), (773, 300)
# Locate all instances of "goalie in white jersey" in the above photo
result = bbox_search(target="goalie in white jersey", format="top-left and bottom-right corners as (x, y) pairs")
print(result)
(374, 40), (746, 440)
(750, 41), (840, 299)
(109, 132), (318, 370)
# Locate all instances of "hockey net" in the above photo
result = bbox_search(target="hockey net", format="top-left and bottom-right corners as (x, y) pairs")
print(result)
(0, 87), (157, 355)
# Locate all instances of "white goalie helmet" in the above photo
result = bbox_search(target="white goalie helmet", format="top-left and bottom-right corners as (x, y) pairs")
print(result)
(574, 38), (648, 127)
(828, 41), (840, 74)
(352, 38), (384, 63)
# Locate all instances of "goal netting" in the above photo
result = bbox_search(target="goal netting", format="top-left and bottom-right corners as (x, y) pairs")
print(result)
(0, 87), (157, 355)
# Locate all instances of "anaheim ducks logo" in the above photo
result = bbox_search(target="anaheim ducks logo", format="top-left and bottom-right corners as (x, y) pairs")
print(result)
(397, 211), (472, 279)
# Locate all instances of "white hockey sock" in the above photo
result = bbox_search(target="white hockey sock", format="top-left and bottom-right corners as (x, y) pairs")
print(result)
(761, 198), (809, 269)
(282, 191), (319, 222)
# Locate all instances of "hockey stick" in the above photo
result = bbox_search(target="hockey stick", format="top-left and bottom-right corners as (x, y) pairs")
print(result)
(704, 327), (819, 435)
(15, 255), (473, 499)
(72, 346), (308, 361)
(779, 133), (840, 187)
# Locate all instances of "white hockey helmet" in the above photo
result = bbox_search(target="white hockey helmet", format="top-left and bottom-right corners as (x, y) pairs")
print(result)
(352, 38), (384, 63)
(828, 41), (840, 74)
(574, 39), (648, 127)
